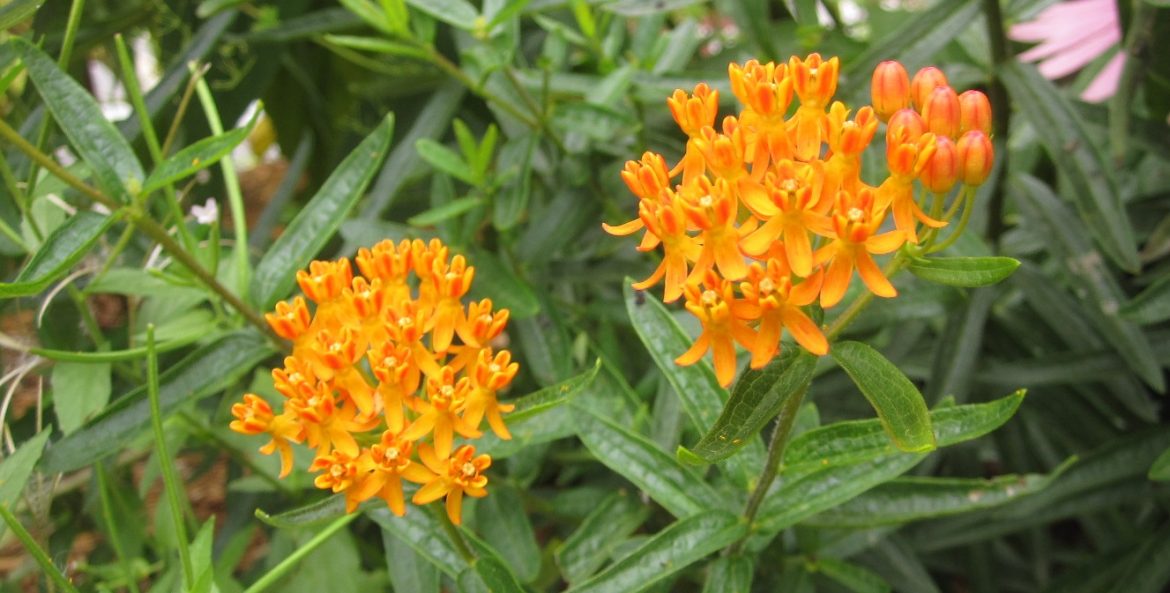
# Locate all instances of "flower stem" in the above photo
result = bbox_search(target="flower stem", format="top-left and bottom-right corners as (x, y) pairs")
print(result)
(436, 504), (476, 563)
(0, 503), (81, 593)
(241, 513), (358, 593)
(728, 382), (809, 554)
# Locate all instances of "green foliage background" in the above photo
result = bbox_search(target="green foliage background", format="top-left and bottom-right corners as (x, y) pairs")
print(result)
(1, 0), (1169, 591)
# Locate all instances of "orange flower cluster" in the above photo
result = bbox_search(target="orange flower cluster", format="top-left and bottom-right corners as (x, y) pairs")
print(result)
(605, 56), (994, 386)
(230, 239), (515, 525)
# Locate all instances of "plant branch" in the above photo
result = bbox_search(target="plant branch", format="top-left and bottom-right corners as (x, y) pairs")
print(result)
(0, 503), (81, 593)
(981, 0), (1012, 248)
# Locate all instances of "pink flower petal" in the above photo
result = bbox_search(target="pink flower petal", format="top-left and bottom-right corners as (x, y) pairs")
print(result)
(1009, 0), (1117, 42)
(1080, 51), (1125, 102)
(1017, 19), (1114, 62)
(1036, 29), (1119, 79)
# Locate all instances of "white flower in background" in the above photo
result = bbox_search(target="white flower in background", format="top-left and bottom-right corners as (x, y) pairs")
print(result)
(87, 33), (161, 121)
(191, 198), (219, 225)
(1009, 0), (1124, 103)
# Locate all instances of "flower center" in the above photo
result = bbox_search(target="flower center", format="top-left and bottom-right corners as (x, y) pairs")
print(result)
(847, 207), (864, 222)
(759, 278), (775, 294)
(698, 195), (714, 208)
(461, 462), (476, 477)
(701, 289), (719, 306)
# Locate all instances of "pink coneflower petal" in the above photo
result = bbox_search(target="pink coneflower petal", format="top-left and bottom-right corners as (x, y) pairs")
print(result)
(1037, 30), (1119, 79)
(1009, 0), (1117, 42)
(1016, 19), (1113, 62)
(1080, 51), (1126, 103)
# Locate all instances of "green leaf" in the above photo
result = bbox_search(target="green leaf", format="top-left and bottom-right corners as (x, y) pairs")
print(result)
(679, 347), (815, 464)
(475, 485), (540, 582)
(572, 402), (724, 518)
(382, 528), (440, 593)
(51, 361), (111, 435)
(806, 466), (1069, 527)
(477, 361), (598, 458)
(0, 431), (51, 510)
(830, 341), (936, 453)
(466, 249), (540, 319)
(1120, 274), (1170, 324)
(408, 196), (484, 227)
(1001, 61), (1140, 272)
(368, 506), (466, 578)
(0, 0), (43, 29)
(603, 0), (706, 16)
(140, 111), (259, 194)
(251, 114), (393, 310)
(908, 256), (1020, 287)
(502, 358), (599, 425)
(701, 554), (754, 593)
(458, 556), (525, 593)
(814, 558), (891, 593)
(188, 519), (217, 593)
(404, 0), (478, 30)
(0, 211), (118, 297)
(1148, 445), (1170, 482)
(256, 495), (346, 529)
(565, 512), (747, 593)
(14, 40), (144, 201)
(416, 139), (477, 184)
(1105, 526), (1170, 593)
(556, 490), (651, 585)
(322, 34), (431, 59)
(85, 268), (207, 301)
(39, 331), (273, 473)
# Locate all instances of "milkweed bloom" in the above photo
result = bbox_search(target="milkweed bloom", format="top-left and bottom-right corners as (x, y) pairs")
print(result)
(604, 56), (994, 387)
(230, 238), (516, 524)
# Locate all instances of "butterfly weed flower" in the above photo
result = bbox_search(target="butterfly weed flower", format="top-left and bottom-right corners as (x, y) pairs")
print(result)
(230, 238), (517, 524)
(604, 56), (995, 387)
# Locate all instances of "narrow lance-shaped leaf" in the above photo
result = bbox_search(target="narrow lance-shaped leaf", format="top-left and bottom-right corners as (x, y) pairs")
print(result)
(0, 0), (43, 30)
(908, 256), (1020, 287)
(565, 512), (747, 593)
(474, 485), (540, 583)
(701, 555), (754, 593)
(39, 331), (274, 473)
(0, 431), (51, 509)
(15, 39), (144, 201)
(460, 529), (527, 593)
(1150, 445), (1170, 482)
(382, 528), (440, 593)
(251, 114), (394, 309)
(404, 0), (479, 29)
(255, 495), (347, 529)
(831, 341), (936, 453)
(1120, 274), (1170, 325)
(556, 491), (651, 585)
(0, 211), (119, 298)
(679, 347), (815, 464)
(140, 110), (260, 194)
(814, 558), (892, 593)
(367, 506), (466, 578)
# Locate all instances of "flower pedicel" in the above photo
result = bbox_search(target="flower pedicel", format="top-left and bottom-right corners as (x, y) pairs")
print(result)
(230, 238), (516, 524)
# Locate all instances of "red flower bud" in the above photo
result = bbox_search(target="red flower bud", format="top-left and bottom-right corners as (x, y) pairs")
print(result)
(956, 130), (994, 186)
(919, 135), (960, 194)
(871, 60), (910, 122)
(910, 66), (949, 112)
(958, 90), (992, 135)
(921, 85), (961, 140)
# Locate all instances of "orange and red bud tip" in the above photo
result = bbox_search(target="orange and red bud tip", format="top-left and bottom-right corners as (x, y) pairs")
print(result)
(958, 90), (993, 136)
(919, 135), (960, 194)
(871, 60), (910, 122)
(910, 67), (949, 112)
(921, 85), (961, 140)
(957, 130), (994, 186)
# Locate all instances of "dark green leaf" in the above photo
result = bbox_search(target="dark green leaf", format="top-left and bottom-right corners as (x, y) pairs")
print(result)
(408, 196), (484, 227)
(1120, 274), (1170, 324)
(39, 331), (273, 473)
(0, 211), (118, 297)
(382, 527), (440, 593)
(679, 347), (815, 464)
(502, 358), (599, 425)
(0, 0), (42, 29)
(466, 249), (540, 319)
(831, 341), (936, 453)
(556, 490), (651, 585)
(368, 507), (466, 578)
(458, 556), (525, 593)
(1105, 526), (1170, 593)
(814, 558), (891, 593)
(1150, 446), (1170, 482)
(251, 114), (393, 309)
(565, 512), (747, 593)
(908, 256), (1020, 287)
(15, 40), (144, 201)
(572, 402), (724, 518)
(1001, 61), (1139, 272)
(255, 495), (346, 529)
(140, 112), (258, 194)
(701, 554), (754, 593)
(475, 485), (540, 582)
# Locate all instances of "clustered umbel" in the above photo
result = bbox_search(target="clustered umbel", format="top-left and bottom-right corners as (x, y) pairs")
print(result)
(230, 239), (515, 524)
(606, 56), (994, 386)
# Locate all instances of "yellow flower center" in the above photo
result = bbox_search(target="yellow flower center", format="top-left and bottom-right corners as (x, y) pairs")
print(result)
(759, 278), (775, 294)
(699, 195), (714, 208)
(701, 289), (719, 306)
(847, 207), (864, 221)
(461, 462), (476, 477)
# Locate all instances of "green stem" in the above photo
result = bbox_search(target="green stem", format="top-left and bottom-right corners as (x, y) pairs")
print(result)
(1108, 1), (1157, 167)
(0, 117), (277, 339)
(146, 325), (195, 590)
(825, 253), (909, 340)
(728, 383), (809, 554)
(96, 463), (143, 593)
(436, 505), (476, 563)
(241, 514), (358, 593)
(192, 67), (250, 302)
(419, 44), (543, 132)
(981, 0), (1012, 248)
(927, 190), (976, 254)
(161, 64), (208, 159)
(0, 503), (82, 593)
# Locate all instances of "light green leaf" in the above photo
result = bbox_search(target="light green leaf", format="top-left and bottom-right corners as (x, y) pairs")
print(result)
(0, 431), (51, 510)
(1001, 61), (1139, 272)
(85, 268), (207, 301)
(701, 554), (754, 593)
(475, 485), (540, 582)
(141, 112), (258, 194)
(572, 402), (724, 518)
(565, 512), (747, 593)
(383, 527), (440, 593)
(51, 362), (111, 435)
(1148, 445), (1170, 482)
(459, 530), (527, 593)
(679, 347), (815, 464)
(256, 495), (346, 529)
(39, 331), (273, 473)
(404, 0), (478, 30)
(0, 211), (118, 297)
(814, 558), (891, 593)
(0, 0), (43, 29)
(408, 196), (484, 227)
(501, 359), (599, 425)
(416, 139), (476, 184)
(908, 256), (1020, 287)
(322, 34), (430, 59)
(1120, 274), (1170, 324)
(831, 341), (936, 453)
(15, 40), (144, 201)
(251, 114), (393, 310)
(556, 490), (651, 585)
